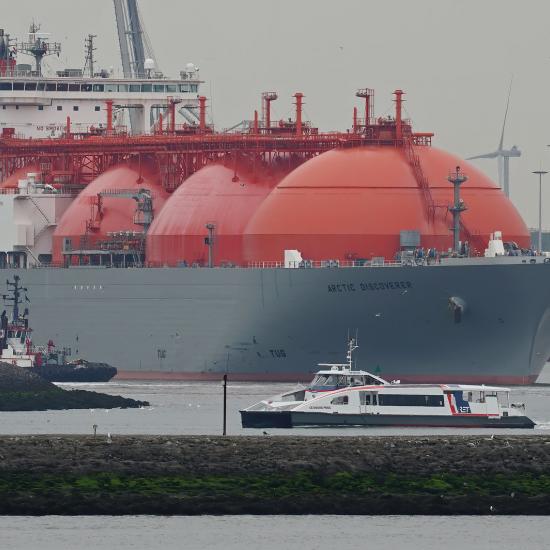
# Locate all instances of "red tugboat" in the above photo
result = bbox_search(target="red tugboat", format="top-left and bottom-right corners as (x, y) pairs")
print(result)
(0, 276), (117, 382)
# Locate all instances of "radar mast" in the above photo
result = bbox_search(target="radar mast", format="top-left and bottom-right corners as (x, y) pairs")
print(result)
(17, 22), (61, 76)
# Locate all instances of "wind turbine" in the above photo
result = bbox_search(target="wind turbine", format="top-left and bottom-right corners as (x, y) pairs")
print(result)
(467, 82), (521, 198)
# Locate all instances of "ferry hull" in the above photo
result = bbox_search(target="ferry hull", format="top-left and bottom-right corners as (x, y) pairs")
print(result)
(3, 259), (550, 384)
(240, 410), (536, 429)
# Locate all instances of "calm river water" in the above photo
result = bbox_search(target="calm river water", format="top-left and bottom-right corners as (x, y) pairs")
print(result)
(0, 379), (549, 436)
(1, 515), (549, 550)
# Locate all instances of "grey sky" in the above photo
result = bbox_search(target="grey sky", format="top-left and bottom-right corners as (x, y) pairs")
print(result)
(4, 0), (550, 228)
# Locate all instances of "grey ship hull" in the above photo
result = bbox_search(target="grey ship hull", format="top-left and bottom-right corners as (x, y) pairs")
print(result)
(4, 258), (550, 384)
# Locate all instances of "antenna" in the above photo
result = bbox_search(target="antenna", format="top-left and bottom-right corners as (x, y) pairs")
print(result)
(205, 223), (216, 268)
(3, 275), (27, 324)
(17, 22), (61, 76)
(83, 34), (97, 78)
(346, 332), (359, 370)
(448, 166), (468, 253)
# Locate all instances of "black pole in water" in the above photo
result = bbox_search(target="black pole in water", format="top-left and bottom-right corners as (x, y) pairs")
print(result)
(222, 374), (228, 436)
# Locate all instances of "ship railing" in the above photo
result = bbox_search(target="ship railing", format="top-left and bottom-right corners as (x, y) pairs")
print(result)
(246, 260), (407, 269)
(4, 259), (423, 270)
(0, 187), (80, 196)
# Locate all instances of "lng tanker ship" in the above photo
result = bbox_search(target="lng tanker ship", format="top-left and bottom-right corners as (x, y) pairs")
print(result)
(1, 9), (550, 384)
(2, 255), (550, 384)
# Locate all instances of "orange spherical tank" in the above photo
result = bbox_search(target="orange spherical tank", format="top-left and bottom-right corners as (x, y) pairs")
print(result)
(52, 161), (168, 264)
(0, 165), (41, 189)
(146, 163), (282, 267)
(243, 146), (530, 263)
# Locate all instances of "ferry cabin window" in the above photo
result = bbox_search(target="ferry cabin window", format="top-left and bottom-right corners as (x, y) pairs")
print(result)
(37, 82), (45, 91)
(166, 84), (177, 93)
(93, 84), (104, 92)
(105, 84), (117, 93)
(311, 374), (346, 387)
(69, 84), (80, 92)
(57, 83), (68, 92)
(311, 374), (328, 386)
(360, 392), (378, 406)
(463, 391), (485, 403)
(141, 84), (152, 92)
(57, 106), (62, 111)
(331, 395), (349, 405)
(73, 106), (79, 111)
(94, 106), (101, 111)
(38, 105), (44, 110)
(81, 84), (93, 92)
(46, 83), (56, 91)
(153, 84), (165, 92)
(129, 84), (140, 92)
(179, 84), (190, 92)
(497, 392), (509, 407)
(325, 374), (347, 387)
(13, 82), (24, 91)
(377, 394), (445, 407)
(25, 83), (37, 91)
(0, 82), (12, 90)
(190, 84), (198, 92)
(118, 84), (128, 92)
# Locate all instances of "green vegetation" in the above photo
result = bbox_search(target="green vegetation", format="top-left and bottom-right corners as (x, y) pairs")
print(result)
(2, 471), (549, 499)
(1, 434), (549, 514)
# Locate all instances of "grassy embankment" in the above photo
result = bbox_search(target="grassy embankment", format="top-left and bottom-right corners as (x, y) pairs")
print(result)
(1, 435), (549, 515)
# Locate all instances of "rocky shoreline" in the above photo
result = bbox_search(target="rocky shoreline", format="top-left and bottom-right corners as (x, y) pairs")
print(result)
(0, 435), (548, 515)
(0, 362), (148, 411)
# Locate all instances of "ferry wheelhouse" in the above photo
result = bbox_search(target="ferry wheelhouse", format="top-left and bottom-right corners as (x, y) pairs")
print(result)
(240, 339), (535, 429)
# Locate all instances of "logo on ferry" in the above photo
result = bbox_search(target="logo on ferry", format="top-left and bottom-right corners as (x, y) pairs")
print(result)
(328, 281), (413, 293)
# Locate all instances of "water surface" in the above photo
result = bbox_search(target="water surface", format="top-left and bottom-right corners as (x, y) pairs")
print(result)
(0, 515), (548, 550)
(0, 380), (548, 436)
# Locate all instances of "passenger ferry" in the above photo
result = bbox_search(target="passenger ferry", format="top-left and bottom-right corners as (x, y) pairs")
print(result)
(240, 339), (536, 429)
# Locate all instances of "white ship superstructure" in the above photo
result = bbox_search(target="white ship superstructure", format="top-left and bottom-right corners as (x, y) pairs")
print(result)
(0, 175), (73, 267)
(0, 24), (203, 137)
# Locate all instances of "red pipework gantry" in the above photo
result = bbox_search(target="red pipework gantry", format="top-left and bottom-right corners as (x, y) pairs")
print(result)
(199, 96), (207, 132)
(294, 92), (304, 136)
(105, 99), (114, 133)
(262, 92), (278, 133)
(394, 89), (404, 140)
